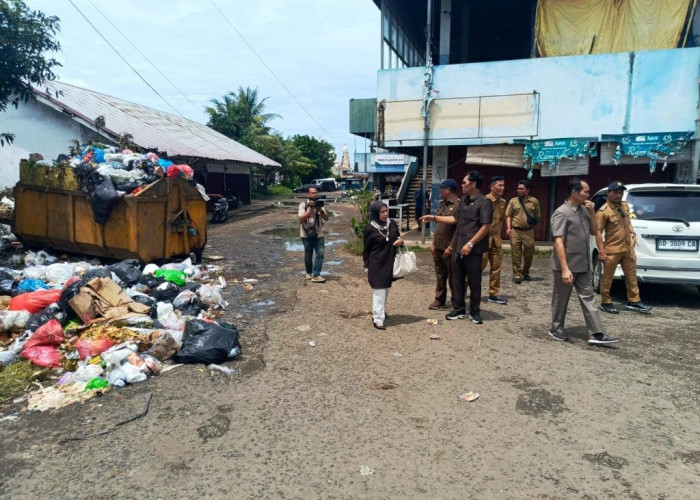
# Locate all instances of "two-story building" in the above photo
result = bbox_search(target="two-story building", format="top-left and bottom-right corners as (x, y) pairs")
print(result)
(350, 0), (700, 240)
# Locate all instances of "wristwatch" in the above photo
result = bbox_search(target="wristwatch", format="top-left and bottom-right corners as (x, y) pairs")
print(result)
(466, 241), (474, 248)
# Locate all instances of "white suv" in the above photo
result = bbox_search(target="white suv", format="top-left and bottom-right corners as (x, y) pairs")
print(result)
(590, 183), (700, 293)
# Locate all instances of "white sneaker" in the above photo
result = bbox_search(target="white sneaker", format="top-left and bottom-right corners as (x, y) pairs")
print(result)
(305, 273), (312, 280)
(311, 276), (326, 283)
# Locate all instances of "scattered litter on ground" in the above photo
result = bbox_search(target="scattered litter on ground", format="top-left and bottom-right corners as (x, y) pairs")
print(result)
(459, 391), (480, 402)
(205, 255), (225, 261)
(208, 364), (235, 375)
(359, 466), (374, 476)
(426, 318), (439, 325)
(308, 341), (316, 347)
(429, 333), (441, 340)
(295, 325), (311, 332)
(391, 351), (402, 357)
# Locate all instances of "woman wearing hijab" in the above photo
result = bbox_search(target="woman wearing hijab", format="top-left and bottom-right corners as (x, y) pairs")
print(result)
(363, 201), (404, 330)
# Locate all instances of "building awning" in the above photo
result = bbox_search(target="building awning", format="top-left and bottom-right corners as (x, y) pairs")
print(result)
(465, 145), (525, 167)
(601, 132), (694, 172)
(517, 138), (597, 178)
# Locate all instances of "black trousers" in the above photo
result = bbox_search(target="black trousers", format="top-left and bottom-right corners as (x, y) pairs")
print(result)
(451, 252), (483, 314)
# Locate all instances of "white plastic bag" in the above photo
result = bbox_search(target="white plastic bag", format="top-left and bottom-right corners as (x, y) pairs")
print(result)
(197, 284), (228, 309)
(142, 263), (160, 275)
(45, 263), (75, 285)
(156, 302), (185, 331)
(23, 265), (47, 280)
(0, 310), (30, 333)
(392, 246), (417, 278)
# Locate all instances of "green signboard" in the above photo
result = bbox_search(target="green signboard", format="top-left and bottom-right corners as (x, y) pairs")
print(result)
(518, 138), (597, 178)
(602, 132), (694, 173)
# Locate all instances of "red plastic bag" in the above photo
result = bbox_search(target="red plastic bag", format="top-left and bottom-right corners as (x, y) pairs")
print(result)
(166, 164), (194, 180)
(24, 319), (64, 349)
(21, 346), (61, 368)
(62, 275), (81, 291)
(75, 338), (115, 360)
(9, 289), (62, 314)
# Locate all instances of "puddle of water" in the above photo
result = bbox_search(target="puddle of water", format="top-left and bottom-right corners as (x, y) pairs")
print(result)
(252, 299), (275, 307)
(326, 239), (347, 246)
(285, 241), (304, 252)
(262, 227), (300, 239)
(325, 260), (344, 266)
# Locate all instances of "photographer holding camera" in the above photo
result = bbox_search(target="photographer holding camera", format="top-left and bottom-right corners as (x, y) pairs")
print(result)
(299, 186), (330, 283)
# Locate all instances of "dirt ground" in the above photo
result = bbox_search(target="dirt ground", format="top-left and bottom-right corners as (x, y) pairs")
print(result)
(1, 199), (699, 499)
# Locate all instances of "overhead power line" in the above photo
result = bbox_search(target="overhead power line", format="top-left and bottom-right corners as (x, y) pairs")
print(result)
(208, 0), (332, 138)
(67, 0), (186, 119)
(85, 0), (201, 115)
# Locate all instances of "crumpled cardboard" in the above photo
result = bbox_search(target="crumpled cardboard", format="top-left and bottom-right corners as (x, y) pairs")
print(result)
(68, 277), (150, 325)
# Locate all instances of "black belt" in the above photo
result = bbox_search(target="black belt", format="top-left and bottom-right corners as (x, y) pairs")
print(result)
(513, 226), (531, 231)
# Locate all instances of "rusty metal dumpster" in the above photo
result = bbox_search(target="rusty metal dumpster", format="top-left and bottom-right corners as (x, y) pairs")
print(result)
(13, 163), (207, 263)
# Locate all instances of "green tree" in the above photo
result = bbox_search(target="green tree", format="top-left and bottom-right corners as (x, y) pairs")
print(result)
(205, 87), (279, 148)
(0, 0), (61, 146)
(290, 135), (336, 182)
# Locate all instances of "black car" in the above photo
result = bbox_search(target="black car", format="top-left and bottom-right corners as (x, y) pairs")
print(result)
(293, 183), (314, 193)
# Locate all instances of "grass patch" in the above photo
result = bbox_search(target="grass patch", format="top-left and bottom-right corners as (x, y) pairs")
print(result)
(0, 360), (52, 404)
(266, 185), (293, 196)
(345, 239), (364, 256)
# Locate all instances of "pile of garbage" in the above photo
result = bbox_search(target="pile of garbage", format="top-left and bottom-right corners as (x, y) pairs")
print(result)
(50, 143), (207, 223)
(0, 250), (240, 411)
(0, 195), (13, 224)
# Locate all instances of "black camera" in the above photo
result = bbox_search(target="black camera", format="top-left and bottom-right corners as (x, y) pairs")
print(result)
(308, 199), (324, 208)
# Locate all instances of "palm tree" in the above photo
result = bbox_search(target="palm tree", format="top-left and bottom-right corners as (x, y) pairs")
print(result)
(205, 87), (280, 148)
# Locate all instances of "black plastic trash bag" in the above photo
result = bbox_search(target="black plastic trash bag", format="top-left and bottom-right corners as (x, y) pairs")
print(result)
(108, 259), (141, 286)
(131, 294), (157, 318)
(0, 279), (16, 296)
(83, 268), (111, 281)
(181, 281), (202, 293)
(91, 175), (121, 224)
(58, 278), (87, 316)
(150, 281), (180, 302)
(173, 319), (241, 365)
(138, 273), (165, 290)
(26, 303), (69, 332)
(173, 290), (205, 317)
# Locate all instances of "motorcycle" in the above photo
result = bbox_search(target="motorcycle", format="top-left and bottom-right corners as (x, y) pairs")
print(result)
(211, 196), (230, 223)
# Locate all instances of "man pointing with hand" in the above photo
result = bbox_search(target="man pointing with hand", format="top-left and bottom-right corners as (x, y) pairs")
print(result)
(549, 178), (619, 345)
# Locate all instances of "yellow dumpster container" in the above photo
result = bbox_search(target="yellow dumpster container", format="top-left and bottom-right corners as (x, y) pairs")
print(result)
(13, 164), (207, 263)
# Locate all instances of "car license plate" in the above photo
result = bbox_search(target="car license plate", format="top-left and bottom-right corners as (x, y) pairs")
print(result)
(656, 238), (699, 251)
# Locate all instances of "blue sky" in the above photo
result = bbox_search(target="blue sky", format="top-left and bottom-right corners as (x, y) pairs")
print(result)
(26, 0), (380, 162)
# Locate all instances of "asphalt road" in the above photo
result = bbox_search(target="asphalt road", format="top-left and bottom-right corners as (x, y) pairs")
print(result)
(0, 200), (698, 499)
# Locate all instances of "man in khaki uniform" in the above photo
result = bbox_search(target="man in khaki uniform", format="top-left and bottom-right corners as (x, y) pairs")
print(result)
(481, 176), (508, 305)
(428, 179), (459, 309)
(596, 181), (651, 314)
(506, 179), (540, 284)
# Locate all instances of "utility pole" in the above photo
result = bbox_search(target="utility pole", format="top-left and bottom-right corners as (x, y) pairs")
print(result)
(692, 78), (700, 184)
(421, 0), (434, 244)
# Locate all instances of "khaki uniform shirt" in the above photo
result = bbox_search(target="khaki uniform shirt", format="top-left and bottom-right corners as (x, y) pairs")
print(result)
(596, 201), (633, 254)
(432, 194), (459, 250)
(505, 195), (541, 230)
(486, 193), (506, 248)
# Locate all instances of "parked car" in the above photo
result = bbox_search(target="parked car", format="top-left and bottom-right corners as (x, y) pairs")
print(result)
(589, 183), (700, 293)
(311, 178), (338, 191)
(293, 183), (315, 193)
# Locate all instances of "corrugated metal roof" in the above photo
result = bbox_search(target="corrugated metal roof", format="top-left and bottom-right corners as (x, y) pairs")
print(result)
(33, 82), (280, 167)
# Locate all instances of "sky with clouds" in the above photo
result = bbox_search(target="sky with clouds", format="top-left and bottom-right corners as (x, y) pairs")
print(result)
(25, 0), (381, 162)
